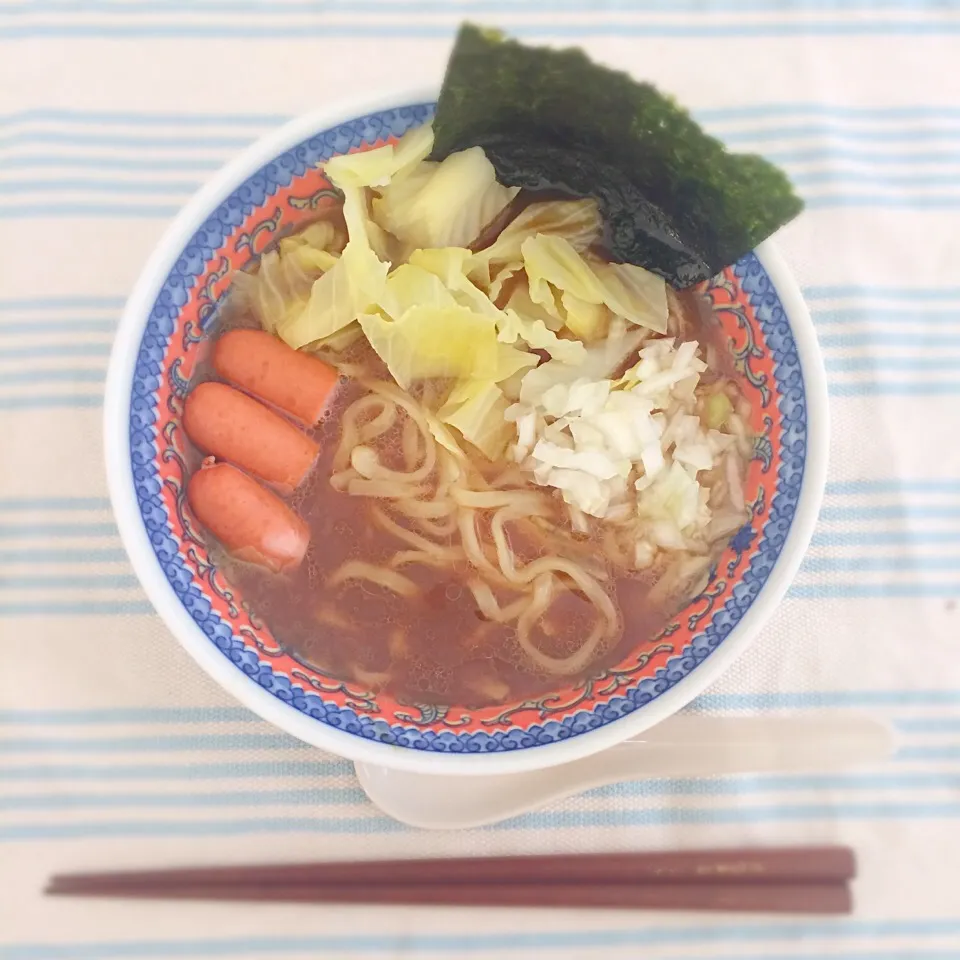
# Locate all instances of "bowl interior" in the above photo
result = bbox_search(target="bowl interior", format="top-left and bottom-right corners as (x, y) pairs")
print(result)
(127, 102), (807, 757)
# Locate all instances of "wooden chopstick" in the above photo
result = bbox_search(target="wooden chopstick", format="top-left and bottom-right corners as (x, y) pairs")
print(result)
(45, 879), (852, 914)
(47, 845), (855, 891)
(46, 846), (855, 914)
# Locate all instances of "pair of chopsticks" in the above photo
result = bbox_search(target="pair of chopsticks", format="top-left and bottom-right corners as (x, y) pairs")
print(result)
(47, 845), (854, 914)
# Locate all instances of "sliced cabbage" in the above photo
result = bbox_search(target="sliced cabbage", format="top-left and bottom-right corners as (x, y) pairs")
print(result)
(560, 291), (609, 341)
(358, 304), (499, 390)
(494, 343), (538, 381)
(637, 461), (708, 532)
(521, 234), (605, 314)
(278, 186), (389, 350)
(517, 320), (647, 409)
(538, 378), (611, 420)
(593, 260), (669, 334)
(407, 246), (473, 283)
(235, 218), (343, 335)
(279, 219), (344, 256)
(540, 468), (614, 519)
(372, 146), (519, 250)
(283, 245), (340, 274)
(506, 282), (565, 332)
(496, 309), (586, 365)
(521, 234), (669, 334)
(322, 124), (434, 189)
(507, 329), (726, 527)
(531, 439), (625, 481)
(377, 262), (457, 319)
(617, 339), (707, 407)
(470, 198), (602, 289)
(487, 262), (522, 303)
(438, 380), (513, 460)
(406, 247), (498, 318)
(231, 250), (299, 336)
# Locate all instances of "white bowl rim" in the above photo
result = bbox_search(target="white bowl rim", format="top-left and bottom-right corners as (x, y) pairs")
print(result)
(104, 85), (829, 776)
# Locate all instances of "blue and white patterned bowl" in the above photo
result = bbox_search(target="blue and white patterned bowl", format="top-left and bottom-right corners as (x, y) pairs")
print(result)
(103, 89), (829, 774)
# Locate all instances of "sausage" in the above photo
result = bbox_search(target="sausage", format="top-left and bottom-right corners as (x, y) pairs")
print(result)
(183, 381), (318, 495)
(213, 328), (339, 425)
(187, 460), (309, 573)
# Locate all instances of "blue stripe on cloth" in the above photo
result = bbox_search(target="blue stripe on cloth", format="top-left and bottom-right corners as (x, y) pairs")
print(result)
(802, 555), (960, 572)
(0, 204), (180, 218)
(825, 357), (960, 372)
(804, 195), (960, 208)
(2, 802), (959, 842)
(692, 689), (960, 709)
(824, 480), (960, 493)
(818, 328), (960, 346)
(0, 575), (138, 589)
(0, 370), (105, 385)
(819, 504), (960, 520)
(0, 734), (311, 754)
(0, 155), (225, 172)
(812, 308), (960, 324)
(830, 380), (960, 397)
(896, 717), (960, 732)
(0, 131), (255, 150)
(0, 497), (111, 509)
(0, 522), (117, 537)
(1, 22), (960, 40)
(0, 601), (153, 616)
(0, 179), (199, 196)
(0, 342), (110, 358)
(896, 745), (960, 761)
(8, 0), (960, 14)
(792, 171), (960, 189)
(0, 297), (125, 311)
(4, 921), (960, 959)
(0, 107), (287, 126)
(804, 285), (960, 301)
(700, 146), (960, 164)
(0, 707), (257, 725)
(5, 772), (960, 812)
(811, 530), (960, 546)
(721, 125), (960, 144)
(0, 548), (127, 563)
(0, 761), (351, 781)
(0, 395), (103, 410)
(0, 320), (117, 334)
(0, 788), (368, 811)
(1, 102), (959, 127)
(789, 583), (960, 598)
(7, 951), (957, 960)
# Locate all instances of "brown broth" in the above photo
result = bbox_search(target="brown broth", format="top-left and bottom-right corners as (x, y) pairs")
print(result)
(188, 200), (745, 709)
(200, 366), (671, 708)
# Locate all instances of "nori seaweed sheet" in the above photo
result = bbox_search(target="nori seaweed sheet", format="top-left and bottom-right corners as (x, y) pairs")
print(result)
(431, 25), (804, 288)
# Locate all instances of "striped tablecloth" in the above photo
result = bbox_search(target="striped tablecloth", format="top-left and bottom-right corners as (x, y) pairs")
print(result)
(2, 3), (960, 958)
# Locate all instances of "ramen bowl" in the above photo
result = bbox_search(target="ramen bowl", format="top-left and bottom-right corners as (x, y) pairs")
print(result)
(104, 89), (828, 775)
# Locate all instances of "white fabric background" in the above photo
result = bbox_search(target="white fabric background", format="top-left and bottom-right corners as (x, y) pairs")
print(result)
(1, 3), (959, 958)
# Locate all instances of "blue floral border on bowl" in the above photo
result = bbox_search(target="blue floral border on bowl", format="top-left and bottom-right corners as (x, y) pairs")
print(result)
(128, 104), (807, 754)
